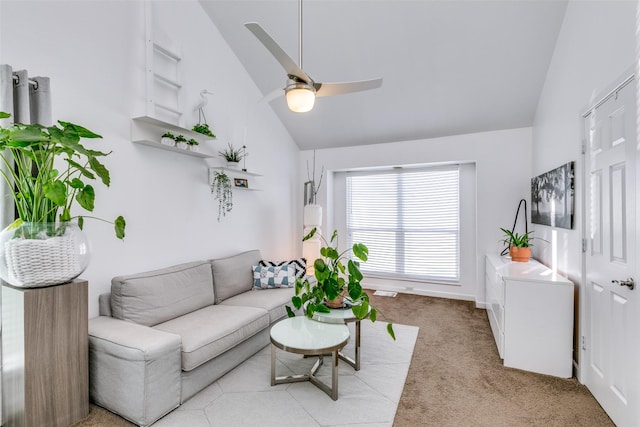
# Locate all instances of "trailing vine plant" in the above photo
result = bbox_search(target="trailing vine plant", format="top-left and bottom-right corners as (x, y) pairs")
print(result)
(211, 171), (232, 221)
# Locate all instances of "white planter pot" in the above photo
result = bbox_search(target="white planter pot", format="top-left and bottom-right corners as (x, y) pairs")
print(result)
(188, 145), (199, 152)
(0, 222), (90, 287)
(226, 161), (240, 169)
(303, 204), (323, 227)
(161, 137), (175, 146)
(176, 142), (188, 150)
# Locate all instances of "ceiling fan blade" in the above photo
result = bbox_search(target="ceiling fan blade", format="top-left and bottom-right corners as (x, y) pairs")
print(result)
(245, 22), (312, 84)
(315, 78), (383, 97)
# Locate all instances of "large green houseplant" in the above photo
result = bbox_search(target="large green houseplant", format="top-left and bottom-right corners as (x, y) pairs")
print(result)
(0, 112), (126, 286)
(287, 228), (395, 340)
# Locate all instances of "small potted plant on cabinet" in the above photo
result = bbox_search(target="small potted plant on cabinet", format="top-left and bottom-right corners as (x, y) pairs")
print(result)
(211, 171), (232, 221)
(161, 132), (176, 146)
(500, 228), (541, 262)
(218, 143), (244, 168)
(287, 228), (395, 340)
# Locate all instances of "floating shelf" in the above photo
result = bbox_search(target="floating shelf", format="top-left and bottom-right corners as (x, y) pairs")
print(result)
(131, 116), (216, 159)
(209, 167), (263, 191)
(132, 140), (212, 158)
(132, 116), (216, 142)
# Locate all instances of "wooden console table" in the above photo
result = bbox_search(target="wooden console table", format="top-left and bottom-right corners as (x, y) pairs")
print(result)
(2, 279), (89, 427)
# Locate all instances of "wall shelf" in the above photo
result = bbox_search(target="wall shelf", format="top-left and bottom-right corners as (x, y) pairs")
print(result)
(209, 167), (263, 191)
(131, 116), (215, 159)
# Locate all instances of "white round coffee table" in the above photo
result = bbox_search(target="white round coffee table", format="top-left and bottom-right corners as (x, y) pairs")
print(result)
(270, 316), (349, 400)
(312, 304), (370, 371)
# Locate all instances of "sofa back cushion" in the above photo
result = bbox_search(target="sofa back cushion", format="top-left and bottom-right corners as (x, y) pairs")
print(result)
(210, 250), (262, 304)
(111, 261), (214, 327)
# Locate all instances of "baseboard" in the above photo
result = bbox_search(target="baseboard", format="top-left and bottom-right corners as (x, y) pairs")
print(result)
(363, 282), (476, 303)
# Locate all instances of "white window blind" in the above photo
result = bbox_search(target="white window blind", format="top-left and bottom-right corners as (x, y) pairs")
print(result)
(346, 166), (460, 282)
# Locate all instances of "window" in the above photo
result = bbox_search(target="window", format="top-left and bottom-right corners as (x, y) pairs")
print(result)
(346, 165), (460, 282)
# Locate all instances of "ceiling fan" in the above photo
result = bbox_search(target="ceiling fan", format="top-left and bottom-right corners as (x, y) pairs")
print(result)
(245, 0), (383, 113)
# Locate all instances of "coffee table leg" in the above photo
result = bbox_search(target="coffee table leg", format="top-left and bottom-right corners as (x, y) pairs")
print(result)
(331, 349), (339, 400)
(271, 344), (276, 386)
(355, 320), (361, 370)
(338, 320), (362, 371)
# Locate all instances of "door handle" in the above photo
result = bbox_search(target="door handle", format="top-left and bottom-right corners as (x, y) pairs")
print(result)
(612, 278), (635, 290)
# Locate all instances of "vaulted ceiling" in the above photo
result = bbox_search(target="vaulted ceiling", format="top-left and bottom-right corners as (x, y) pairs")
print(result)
(200, 0), (568, 150)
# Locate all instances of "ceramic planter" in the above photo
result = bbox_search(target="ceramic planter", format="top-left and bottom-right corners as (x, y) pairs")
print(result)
(509, 246), (531, 262)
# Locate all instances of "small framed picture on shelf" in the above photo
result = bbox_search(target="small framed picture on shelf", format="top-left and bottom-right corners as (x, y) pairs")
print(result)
(234, 178), (248, 188)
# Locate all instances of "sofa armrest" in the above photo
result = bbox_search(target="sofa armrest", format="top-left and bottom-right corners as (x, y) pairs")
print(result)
(89, 316), (182, 426)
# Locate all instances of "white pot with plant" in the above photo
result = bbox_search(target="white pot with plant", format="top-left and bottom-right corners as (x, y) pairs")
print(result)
(161, 132), (176, 146)
(0, 112), (126, 287)
(192, 123), (215, 139)
(175, 134), (188, 150)
(187, 138), (199, 152)
(218, 143), (244, 168)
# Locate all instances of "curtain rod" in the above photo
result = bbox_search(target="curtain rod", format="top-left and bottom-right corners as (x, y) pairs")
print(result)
(12, 74), (39, 89)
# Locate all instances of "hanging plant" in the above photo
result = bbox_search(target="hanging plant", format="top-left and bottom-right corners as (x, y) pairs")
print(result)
(212, 171), (232, 221)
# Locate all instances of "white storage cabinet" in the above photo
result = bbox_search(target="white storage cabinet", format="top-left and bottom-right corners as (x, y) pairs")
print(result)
(485, 254), (574, 378)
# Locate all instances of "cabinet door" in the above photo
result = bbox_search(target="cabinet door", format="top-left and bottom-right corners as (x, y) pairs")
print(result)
(503, 280), (573, 377)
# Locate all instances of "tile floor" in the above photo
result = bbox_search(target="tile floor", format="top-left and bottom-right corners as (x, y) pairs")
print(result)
(152, 321), (418, 427)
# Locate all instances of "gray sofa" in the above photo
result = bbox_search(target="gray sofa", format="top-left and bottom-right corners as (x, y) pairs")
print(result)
(87, 250), (296, 426)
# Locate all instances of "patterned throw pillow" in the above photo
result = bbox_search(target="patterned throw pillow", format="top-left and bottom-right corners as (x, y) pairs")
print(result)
(258, 258), (307, 279)
(252, 265), (296, 289)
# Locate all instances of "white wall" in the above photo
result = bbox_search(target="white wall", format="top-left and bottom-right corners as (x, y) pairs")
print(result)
(532, 0), (637, 281)
(300, 127), (532, 304)
(531, 0), (637, 370)
(0, 1), (300, 317)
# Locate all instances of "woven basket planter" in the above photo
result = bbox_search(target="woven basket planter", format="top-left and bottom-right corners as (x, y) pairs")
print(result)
(1, 223), (89, 288)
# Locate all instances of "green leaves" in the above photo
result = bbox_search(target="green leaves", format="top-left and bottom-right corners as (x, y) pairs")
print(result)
(0, 112), (10, 119)
(285, 306), (296, 318)
(43, 180), (67, 206)
(387, 323), (396, 341)
(114, 216), (126, 240)
(353, 243), (368, 261)
(287, 229), (394, 341)
(0, 114), (126, 239)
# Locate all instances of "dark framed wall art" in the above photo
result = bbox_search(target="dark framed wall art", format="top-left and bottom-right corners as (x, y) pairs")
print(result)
(531, 161), (575, 229)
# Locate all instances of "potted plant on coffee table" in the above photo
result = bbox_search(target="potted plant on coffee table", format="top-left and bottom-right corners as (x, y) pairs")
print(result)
(287, 228), (395, 340)
(0, 112), (126, 287)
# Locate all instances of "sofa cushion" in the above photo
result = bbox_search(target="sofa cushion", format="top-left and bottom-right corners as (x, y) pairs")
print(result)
(153, 305), (269, 371)
(252, 265), (296, 289)
(210, 250), (262, 303)
(220, 287), (295, 323)
(111, 261), (214, 327)
(259, 258), (307, 279)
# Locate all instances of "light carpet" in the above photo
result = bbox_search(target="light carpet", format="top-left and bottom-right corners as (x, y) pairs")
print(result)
(151, 321), (416, 427)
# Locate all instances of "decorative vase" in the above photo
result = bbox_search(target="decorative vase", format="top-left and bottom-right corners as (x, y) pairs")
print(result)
(0, 222), (90, 287)
(325, 294), (344, 309)
(226, 160), (240, 169)
(160, 137), (175, 146)
(509, 246), (531, 262)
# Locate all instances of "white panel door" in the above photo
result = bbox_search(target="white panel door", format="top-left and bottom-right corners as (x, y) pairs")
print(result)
(584, 76), (638, 427)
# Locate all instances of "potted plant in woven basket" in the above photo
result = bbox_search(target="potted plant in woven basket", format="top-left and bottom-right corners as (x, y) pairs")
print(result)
(287, 228), (395, 340)
(0, 112), (126, 287)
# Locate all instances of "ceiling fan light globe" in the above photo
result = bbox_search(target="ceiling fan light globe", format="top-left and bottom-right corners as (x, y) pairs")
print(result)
(285, 83), (316, 113)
